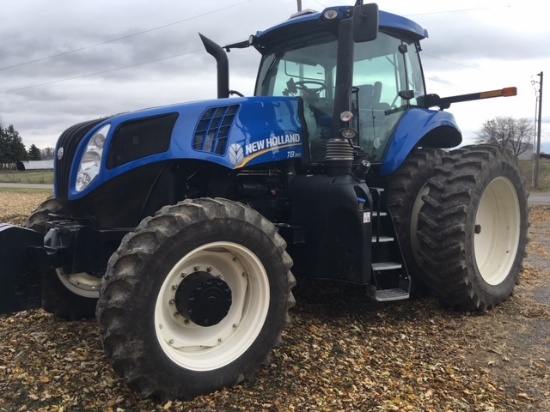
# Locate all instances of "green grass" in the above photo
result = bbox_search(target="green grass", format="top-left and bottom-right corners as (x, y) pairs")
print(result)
(0, 170), (53, 184)
(0, 187), (53, 193)
(519, 159), (550, 192)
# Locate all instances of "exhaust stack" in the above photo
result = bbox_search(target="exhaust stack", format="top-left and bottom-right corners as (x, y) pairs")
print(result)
(199, 34), (230, 99)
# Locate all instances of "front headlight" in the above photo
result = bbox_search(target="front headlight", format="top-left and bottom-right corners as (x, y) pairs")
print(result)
(75, 124), (110, 192)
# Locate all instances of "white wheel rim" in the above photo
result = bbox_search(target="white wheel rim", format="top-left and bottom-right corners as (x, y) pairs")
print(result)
(154, 241), (270, 371)
(57, 270), (100, 298)
(474, 177), (521, 285)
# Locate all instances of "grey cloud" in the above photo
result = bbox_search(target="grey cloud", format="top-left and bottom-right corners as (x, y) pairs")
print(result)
(414, 13), (549, 71)
(1, 0), (546, 150)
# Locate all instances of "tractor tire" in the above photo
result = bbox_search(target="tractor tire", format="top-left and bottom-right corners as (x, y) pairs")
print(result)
(96, 197), (295, 400)
(417, 144), (528, 311)
(387, 148), (444, 293)
(26, 198), (99, 320)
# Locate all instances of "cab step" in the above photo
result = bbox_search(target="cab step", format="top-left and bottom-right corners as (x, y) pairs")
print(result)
(372, 236), (394, 243)
(367, 286), (410, 302)
(372, 262), (402, 271)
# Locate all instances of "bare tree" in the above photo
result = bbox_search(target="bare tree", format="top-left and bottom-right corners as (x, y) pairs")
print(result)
(40, 147), (55, 160)
(475, 116), (534, 157)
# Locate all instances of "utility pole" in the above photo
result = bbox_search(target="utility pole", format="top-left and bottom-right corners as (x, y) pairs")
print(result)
(297, 0), (302, 12)
(533, 72), (543, 189)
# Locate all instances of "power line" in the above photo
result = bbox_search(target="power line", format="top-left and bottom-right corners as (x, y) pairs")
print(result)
(1, 49), (202, 93)
(0, 0), (251, 72)
(308, 0), (327, 8)
(422, 52), (483, 70)
(425, 75), (457, 87)
(0, 1), (505, 93)
(407, 4), (510, 16)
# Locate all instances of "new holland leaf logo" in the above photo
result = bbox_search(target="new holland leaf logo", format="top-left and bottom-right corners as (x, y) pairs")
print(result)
(228, 144), (244, 166)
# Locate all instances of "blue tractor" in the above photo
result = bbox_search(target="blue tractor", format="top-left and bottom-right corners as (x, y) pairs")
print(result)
(0, 2), (527, 400)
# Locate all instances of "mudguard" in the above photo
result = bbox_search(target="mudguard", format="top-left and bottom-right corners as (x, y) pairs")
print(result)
(0, 224), (44, 314)
(380, 108), (461, 175)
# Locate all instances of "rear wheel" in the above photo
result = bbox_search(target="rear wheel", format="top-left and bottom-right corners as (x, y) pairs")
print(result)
(387, 148), (444, 293)
(417, 145), (528, 310)
(96, 198), (295, 400)
(25, 199), (99, 319)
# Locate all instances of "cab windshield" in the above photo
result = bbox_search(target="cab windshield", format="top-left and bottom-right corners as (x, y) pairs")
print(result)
(255, 30), (425, 162)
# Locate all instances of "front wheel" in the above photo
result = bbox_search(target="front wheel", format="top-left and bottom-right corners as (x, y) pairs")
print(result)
(417, 145), (528, 311)
(96, 198), (295, 400)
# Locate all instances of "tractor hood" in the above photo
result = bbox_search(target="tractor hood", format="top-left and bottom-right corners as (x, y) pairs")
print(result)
(55, 96), (304, 200)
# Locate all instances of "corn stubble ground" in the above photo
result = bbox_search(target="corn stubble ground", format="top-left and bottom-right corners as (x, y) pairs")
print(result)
(0, 192), (549, 412)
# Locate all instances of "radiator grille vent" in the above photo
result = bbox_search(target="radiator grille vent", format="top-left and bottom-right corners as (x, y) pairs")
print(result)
(193, 105), (239, 155)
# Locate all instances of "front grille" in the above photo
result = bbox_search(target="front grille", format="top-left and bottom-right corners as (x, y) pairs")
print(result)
(193, 105), (239, 155)
(55, 118), (106, 200)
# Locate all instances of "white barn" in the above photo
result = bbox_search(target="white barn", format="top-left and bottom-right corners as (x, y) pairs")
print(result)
(22, 160), (54, 170)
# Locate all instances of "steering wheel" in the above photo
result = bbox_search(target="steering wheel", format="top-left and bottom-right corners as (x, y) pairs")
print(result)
(293, 80), (326, 93)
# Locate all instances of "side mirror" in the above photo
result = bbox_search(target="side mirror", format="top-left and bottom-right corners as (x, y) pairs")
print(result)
(352, 3), (379, 42)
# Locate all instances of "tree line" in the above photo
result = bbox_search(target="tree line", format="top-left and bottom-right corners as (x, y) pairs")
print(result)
(0, 122), (55, 167)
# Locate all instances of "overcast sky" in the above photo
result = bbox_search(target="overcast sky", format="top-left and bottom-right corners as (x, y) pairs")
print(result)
(1, 0), (549, 153)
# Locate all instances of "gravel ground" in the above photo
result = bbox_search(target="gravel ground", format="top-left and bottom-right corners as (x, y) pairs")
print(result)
(0, 192), (549, 412)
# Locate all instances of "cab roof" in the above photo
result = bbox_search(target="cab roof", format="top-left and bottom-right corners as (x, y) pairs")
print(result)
(255, 6), (428, 48)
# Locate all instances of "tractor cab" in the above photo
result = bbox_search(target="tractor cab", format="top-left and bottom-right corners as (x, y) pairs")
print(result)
(252, 6), (428, 164)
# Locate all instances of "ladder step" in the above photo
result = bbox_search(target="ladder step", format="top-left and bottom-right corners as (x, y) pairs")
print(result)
(372, 236), (394, 243)
(368, 287), (410, 302)
(372, 262), (402, 271)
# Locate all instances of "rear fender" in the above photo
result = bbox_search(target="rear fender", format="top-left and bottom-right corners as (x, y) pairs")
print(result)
(380, 108), (461, 175)
(0, 224), (45, 314)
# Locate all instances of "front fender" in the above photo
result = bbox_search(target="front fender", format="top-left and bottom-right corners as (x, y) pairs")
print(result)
(380, 108), (461, 175)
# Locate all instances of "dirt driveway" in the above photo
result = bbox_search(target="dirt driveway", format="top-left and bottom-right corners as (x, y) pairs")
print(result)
(0, 194), (549, 411)
(480, 205), (550, 409)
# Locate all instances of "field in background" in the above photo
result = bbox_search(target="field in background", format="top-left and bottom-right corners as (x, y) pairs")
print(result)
(0, 160), (549, 191)
(519, 159), (550, 192)
(0, 170), (53, 184)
